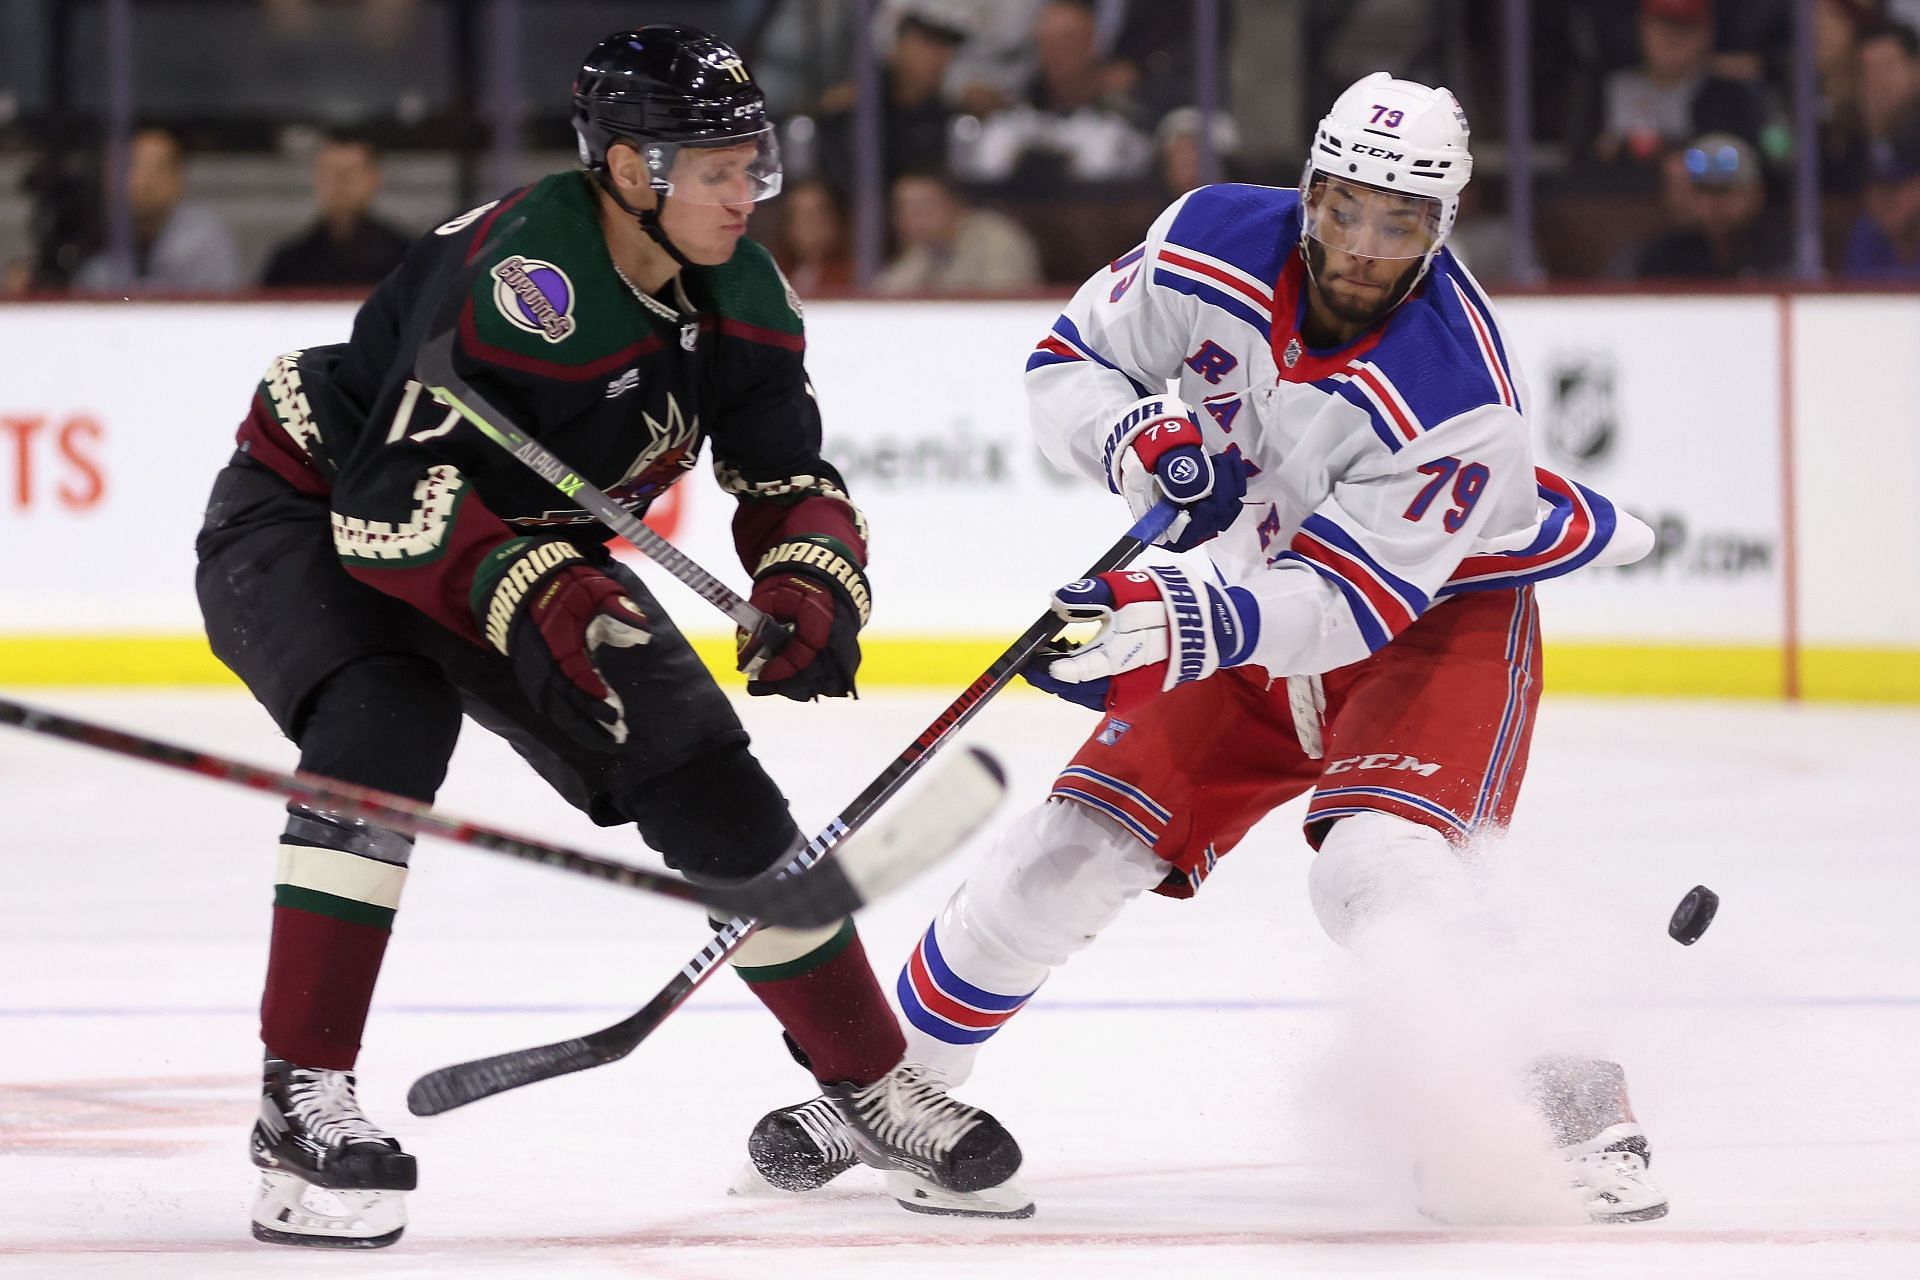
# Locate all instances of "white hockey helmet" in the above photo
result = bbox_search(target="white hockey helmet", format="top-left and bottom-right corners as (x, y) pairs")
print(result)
(1300, 72), (1473, 281)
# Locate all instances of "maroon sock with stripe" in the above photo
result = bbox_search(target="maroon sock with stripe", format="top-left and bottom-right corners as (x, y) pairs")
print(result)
(260, 904), (392, 1070)
(731, 920), (905, 1087)
(260, 817), (411, 1071)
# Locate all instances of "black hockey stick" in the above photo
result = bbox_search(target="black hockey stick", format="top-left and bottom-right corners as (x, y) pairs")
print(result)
(404, 499), (1179, 1115)
(0, 698), (1003, 931)
(411, 255), (789, 668)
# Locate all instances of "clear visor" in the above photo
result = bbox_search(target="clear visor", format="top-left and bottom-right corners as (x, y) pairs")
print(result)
(1302, 176), (1441, 262)
(645, 127), (783, 206)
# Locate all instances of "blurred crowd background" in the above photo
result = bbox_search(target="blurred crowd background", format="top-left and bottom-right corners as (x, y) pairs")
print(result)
(1, 0), (1918, 298)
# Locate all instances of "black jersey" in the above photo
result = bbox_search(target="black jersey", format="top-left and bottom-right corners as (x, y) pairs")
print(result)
(233, 171), (865, 645)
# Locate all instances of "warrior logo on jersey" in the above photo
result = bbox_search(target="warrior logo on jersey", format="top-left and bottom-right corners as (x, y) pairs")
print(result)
(492, 256), (577, 344)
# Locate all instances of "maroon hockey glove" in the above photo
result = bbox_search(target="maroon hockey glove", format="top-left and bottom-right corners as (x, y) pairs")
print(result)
(473, 539), (652, 749)
(740, 535), (871, 701)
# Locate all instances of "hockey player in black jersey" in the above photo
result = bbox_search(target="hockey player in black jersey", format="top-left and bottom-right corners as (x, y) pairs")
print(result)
(197, 26), (1025, 1248)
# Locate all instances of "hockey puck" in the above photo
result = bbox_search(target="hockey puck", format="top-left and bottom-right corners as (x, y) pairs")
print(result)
(1668, 885), (1719, 946)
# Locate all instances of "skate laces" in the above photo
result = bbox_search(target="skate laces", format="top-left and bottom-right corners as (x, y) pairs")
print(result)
(846, 1065), (982, 1161)
(790, 1097), (859, 1164)
(284, 1068), (394, 1149)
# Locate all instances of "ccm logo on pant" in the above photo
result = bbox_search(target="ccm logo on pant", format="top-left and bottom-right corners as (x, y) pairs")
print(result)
(1323, 753), (1442, 777)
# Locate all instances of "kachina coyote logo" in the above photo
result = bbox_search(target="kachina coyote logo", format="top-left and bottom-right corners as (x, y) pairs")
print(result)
(492, 256), (577, 343)
(1543, 352), (1618, 466)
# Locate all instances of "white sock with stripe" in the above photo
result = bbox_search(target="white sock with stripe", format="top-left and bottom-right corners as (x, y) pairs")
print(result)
(897, 799), (1166, 1085)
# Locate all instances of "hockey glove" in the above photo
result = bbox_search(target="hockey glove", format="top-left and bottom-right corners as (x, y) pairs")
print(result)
(474, 538), (652, 750)
(1103, 395), (1250, 553)
(1034, 565), (1260, 714)
(740, 534), (872, 700)
(1019, 643), (1109, 711)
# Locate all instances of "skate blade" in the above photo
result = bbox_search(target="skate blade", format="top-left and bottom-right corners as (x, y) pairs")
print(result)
(887, 1171), (1035, 1220)
(251, 1169), (407, 1247)
(251, 1221), (405, 1249)
(729, 1163), (797, 1198)
(1588, 1197), (1670, 1224)
(729, 1161), (868, 1198)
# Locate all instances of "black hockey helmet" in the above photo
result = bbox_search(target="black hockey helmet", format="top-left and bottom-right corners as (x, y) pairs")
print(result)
(572, 25), (781, 206)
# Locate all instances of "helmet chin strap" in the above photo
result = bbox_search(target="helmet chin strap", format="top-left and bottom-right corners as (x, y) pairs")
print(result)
(593, 168), (696, 271)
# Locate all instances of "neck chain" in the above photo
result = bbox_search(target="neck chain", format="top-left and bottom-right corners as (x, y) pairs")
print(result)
(613, 261), (701, 351)
(613, 261), (688, 322)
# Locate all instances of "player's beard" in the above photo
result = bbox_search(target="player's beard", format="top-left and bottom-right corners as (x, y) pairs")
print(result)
(1302, 238), (1425, 330)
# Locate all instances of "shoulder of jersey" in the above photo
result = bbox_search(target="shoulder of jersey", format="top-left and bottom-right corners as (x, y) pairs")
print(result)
(1150, 183), (1299, 333)
(462, 173), (655, 373)
(702, 237), (806, 350)
(1323, 250), (1524, 453)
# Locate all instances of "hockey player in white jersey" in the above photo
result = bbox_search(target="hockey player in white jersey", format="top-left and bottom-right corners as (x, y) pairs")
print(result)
(741, 73), (1667, 1222)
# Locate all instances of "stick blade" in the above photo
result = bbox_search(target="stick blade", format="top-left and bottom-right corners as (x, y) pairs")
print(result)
(406, 1037), (602, 1116)
(834, 745), (1006, 907)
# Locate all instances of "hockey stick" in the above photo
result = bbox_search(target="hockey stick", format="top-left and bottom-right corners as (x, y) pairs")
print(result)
(0, 697), (1003, 931)
(411, 250), (789, 668)
(404, 499), (1179, 1116)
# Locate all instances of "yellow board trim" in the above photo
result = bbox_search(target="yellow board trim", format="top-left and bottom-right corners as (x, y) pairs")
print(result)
(1540, 643), (1789, 699)
(2, 634), (1918, 703)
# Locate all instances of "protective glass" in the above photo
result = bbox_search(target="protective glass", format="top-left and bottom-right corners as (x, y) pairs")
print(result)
(645, 127), (783, 205)
(1302, 176), (1441, 262)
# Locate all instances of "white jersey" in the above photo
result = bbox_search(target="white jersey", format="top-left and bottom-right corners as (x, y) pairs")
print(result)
(1027, 183), (1651, 678)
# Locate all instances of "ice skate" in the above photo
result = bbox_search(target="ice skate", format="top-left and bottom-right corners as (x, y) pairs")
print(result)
(249, 1057), (416, 1248)
(739, 1096), (862, 1193)
(1529, 1056), (1669, 1223)
(1563, 1122), (1668, 1222)
(741, 1070), (1035, 1218)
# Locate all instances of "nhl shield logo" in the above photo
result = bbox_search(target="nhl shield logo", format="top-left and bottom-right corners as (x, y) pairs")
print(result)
(1544, 353), (1618, 466)
(1282, 337), (1302, 368)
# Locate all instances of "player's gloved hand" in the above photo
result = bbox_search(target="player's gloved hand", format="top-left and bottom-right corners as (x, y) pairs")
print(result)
(1028, 565), (1260, 714)
(474, 538), (652, 749)
(1103, 394), (1251, 552)
(739, 535), (872, 700)
(1019, 642), (1109, 711)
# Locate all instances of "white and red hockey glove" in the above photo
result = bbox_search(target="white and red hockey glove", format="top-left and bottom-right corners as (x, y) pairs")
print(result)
(473, 538), (652, 749)
(1026, 565), (1260, 714)
(1102, 395), (1249, 552)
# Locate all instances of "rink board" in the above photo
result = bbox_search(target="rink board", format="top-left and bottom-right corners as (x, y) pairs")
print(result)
(0, 293), (1913, 700)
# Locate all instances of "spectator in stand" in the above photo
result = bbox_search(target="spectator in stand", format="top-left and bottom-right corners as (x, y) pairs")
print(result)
(260, 131), (411, 288)
(1812, 0), (1883, 194)
(1594, 0), (1769, 173)
(17, 151), (101, 291)
(876, 170), (1041, 293)
(1860, 20), (1920, 139)
(814, 2), (971, 193)
(73, 126), (240, 294)
(770, 179), (856, 293)
(952, 0), (1152, 188)
(1154, 106), (1240, 200)
(1845, 100), (1920, 277)
(1106, 2), (1206, 125)
(1633, 132), (1793, 279)
(945, 0), (1048, 117)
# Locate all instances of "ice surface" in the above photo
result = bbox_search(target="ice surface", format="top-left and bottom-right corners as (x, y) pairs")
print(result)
(2, 686), (1917, 1277)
